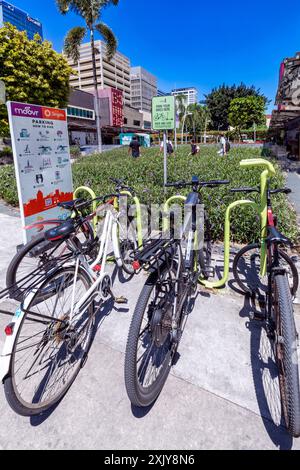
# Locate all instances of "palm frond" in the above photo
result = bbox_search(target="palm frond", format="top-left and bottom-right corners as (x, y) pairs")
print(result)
(95, 22), (118, 61)
(64, 27), (86, 62)
(56, 0), (71, 14)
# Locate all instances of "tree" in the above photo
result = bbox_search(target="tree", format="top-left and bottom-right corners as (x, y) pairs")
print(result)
(185, 104), (211, 140)
(228, 96), (266, 139)
(0, 23), (72, 137)
(57, 0), (120, 153)
(205, 83), (269, 131)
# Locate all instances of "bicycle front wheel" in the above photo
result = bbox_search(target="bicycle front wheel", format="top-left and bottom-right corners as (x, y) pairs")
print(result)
(125, 264), (177, 407)
(273, 274), (300, 437)
(4, 266), (94, 416)
(233, 243), (299, 297)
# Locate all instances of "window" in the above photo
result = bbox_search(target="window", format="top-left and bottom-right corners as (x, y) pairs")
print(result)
(133, 120), (141, 127)
(124, 118), (128, 124)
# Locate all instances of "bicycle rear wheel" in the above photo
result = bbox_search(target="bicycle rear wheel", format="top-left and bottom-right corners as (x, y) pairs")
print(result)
(273, 274), (300, 437)
(233, 243), (299, 297)
(4, 266), (94, 416)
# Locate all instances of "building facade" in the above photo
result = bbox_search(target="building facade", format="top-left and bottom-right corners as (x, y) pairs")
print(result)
(67, 41), (131, 107)
(171, 87), (198, 106)
(0, 0), (43, 39)
(67, 89), (97, 146)
(130, 66), (157, 113)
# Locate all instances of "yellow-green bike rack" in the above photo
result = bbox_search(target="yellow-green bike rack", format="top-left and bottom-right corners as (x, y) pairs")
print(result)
(74, 186), (144, 249)
(73, 186), (98, 235)
(163, 159), (277, 289)
(202, 158), (276, 289)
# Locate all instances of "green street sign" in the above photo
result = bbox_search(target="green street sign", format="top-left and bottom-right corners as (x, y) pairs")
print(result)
(152, 96), (175, 130)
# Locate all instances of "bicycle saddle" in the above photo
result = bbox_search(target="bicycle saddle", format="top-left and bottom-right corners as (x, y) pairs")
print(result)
(267, 226), (291, 246)
(45, 219), (76, 241)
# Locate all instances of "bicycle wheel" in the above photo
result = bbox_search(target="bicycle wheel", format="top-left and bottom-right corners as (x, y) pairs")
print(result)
(4, 266), (94, 416)
(125, 263), (178, 407)
(233, 243), (299, 297)
(6, 235), (69, 301)
(273, 274), (300, 437)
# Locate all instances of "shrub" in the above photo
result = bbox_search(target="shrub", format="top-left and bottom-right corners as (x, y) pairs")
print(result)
(0, 146), (298, 244)
(0, 146), (13, 158)
(70, 146), (81, 159)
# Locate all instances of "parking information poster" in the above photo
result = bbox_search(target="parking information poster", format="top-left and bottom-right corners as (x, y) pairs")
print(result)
(7, 101), (74, 243)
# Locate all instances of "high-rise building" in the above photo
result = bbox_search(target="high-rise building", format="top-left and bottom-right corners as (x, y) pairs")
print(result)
(67, 41), (131, 107)
(131, 66), (157, 112)
(171, 87), (198, 106)
(157, 90), (168, 97)
(0, 0), (43, 40)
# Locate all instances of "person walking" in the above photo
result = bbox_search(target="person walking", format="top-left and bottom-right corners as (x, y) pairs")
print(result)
(128, 136), (141, 159)
(218, 135), (227, 156)
(190, 140), (199, 156)
(160, 138), (174, 156)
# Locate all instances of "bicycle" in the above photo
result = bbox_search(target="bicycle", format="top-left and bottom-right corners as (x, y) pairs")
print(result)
(231, 161), (300, 437)
(124, 177), (230, 408)
(0, 195), (128, 416)
(6, 178), (145, 300)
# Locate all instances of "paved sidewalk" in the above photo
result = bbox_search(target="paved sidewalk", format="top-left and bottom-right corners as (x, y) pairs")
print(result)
(0, 211), (300, 450)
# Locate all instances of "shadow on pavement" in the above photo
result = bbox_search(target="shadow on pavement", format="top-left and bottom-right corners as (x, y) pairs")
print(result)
(239, 295), (293, 450)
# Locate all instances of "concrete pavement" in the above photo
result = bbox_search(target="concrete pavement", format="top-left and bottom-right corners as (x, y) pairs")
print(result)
(0, 209), (299, 450)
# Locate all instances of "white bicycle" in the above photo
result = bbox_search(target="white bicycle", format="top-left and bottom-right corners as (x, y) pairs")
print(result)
(0, 196), (131, 416)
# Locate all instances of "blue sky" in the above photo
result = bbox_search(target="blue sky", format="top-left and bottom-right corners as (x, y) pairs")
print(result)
(9, 0), (300, 112)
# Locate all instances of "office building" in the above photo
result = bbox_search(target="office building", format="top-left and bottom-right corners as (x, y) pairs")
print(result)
(67, 40), (131, 107)
(171, 87), (198, 106)
(0, 0), (43, 40)
(130, 66), (157, 113)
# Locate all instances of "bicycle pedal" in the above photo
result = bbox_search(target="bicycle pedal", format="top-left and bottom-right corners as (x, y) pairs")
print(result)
(115, 296), (128, 305)
(249, 311), (265, 322)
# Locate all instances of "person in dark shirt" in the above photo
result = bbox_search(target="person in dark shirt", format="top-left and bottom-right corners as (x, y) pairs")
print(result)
(191, 140), (198, 156)
(129, 136), (141, 158)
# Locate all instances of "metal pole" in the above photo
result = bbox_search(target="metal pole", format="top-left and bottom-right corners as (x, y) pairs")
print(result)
(163, 131), (167, 191)
(253, 122), (257, 143)
(181, 113), (186, 146)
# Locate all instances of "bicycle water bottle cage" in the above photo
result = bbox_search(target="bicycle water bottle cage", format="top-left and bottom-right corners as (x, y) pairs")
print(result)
(45, 219), (76, 242)
(266, 227), (291, 246)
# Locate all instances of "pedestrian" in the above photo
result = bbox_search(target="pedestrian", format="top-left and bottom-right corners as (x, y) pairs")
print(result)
(190, 140), (199, 156)
(218, 135), (226, 156)
(128, 136), (141, 159)
(160, 138), (174, 155)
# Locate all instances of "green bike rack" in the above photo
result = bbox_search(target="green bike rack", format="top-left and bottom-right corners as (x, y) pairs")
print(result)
(73, 186), (98, 235)
(118, 190), (144, 249)
(203, 158), (276, 289)
(163, 158), (277, 290)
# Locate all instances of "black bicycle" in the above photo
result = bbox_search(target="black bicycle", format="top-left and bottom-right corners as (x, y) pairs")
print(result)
(124, 177), (229, 407)
(232, 184), (300, 437)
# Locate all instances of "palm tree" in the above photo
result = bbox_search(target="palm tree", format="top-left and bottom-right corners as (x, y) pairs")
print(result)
(57, 1), (119, 153)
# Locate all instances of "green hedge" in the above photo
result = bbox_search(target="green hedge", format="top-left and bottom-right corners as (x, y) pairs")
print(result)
(0, 146), (298, 244)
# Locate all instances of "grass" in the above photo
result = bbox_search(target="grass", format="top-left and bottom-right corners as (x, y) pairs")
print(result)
(0, 145), (298, 244)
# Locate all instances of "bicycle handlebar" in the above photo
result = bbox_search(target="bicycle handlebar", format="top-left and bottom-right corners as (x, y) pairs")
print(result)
(165, 180), (230, 189)
(240, 159), (276, 177)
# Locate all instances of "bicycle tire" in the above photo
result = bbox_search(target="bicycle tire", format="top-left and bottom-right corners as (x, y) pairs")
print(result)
(273, 274), (300, 437)
(4, 265), (94, 416)
(124, 266), (176, 407)
(233, 243), (299, 297)
(6, 235), (66, 301)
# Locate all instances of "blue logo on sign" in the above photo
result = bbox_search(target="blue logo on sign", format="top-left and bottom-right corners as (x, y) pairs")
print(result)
(15, 308), (22, 319)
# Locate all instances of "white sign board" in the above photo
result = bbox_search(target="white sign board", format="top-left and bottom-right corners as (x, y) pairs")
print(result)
(7, 101), (73, 243)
